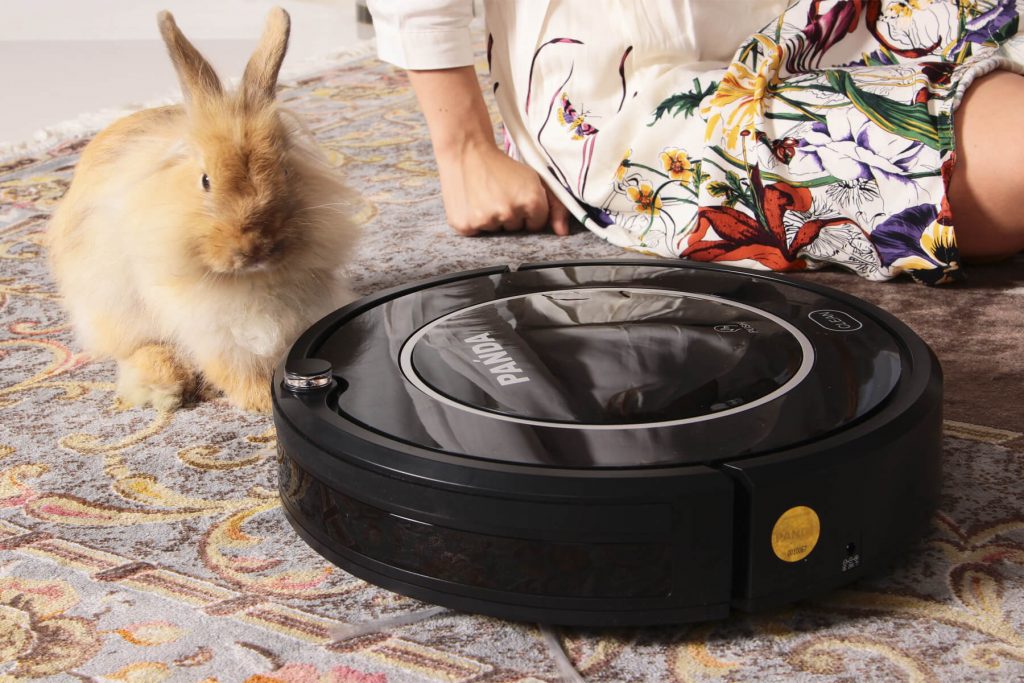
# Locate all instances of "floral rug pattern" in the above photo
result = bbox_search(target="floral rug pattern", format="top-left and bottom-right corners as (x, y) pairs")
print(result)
(1, 47), (1024, 682)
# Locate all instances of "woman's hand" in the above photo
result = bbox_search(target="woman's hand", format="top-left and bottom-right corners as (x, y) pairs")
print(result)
(408, 66), (570, 236)
(435, 138), (570, 236)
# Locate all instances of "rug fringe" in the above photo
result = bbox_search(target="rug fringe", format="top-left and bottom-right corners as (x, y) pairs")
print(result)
(278, 37), (379, 82)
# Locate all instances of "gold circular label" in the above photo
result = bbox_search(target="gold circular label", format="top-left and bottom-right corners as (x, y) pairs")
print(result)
(771, 506), (820, 562)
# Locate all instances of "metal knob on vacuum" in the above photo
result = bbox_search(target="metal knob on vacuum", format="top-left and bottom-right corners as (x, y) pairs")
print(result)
(284, 358), (333, 393)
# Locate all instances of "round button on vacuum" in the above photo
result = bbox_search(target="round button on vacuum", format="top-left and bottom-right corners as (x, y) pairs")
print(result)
(283, 358), (333, 392)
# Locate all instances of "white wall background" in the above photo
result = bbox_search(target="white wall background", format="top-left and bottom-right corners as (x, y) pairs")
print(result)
(0, 0), (372, 146)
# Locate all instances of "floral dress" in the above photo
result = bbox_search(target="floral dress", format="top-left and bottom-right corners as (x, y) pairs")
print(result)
(373, 0), (1024, 283)
(487, 0), (1024, 282)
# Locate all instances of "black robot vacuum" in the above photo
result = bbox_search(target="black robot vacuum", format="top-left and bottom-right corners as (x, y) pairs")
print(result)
(273, 260), (942, 626)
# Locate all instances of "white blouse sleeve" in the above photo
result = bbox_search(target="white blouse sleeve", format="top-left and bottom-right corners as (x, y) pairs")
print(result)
(366, 0), (476, 70)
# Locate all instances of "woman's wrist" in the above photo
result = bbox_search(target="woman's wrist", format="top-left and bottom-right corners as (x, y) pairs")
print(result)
(407, 66), (498, 163)
(432, 130), (499, 169)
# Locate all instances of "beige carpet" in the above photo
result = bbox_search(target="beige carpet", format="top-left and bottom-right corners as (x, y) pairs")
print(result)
(1, 49), (1023, 682)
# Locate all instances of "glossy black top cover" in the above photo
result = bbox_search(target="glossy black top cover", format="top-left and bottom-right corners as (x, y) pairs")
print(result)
(300, 262), (905, 468)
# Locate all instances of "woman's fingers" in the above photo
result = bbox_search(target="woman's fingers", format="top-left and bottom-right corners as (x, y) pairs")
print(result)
(524, 187), (550, 232)
(438, 143), (575, 236)
(546, 187), (571, 236)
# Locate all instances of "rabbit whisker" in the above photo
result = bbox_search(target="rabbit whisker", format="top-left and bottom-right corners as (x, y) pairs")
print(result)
(295, 201), (351, 214)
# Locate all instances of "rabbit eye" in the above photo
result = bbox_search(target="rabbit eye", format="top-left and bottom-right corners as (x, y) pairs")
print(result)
(201, 173), (211, 192)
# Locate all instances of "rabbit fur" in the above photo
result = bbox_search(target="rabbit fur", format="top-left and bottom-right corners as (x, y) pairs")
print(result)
(48, 8), (358, 412)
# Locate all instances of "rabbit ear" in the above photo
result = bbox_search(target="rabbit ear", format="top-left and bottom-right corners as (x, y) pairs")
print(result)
(158, 11), (223, 106)
(240, 7), (291, 110)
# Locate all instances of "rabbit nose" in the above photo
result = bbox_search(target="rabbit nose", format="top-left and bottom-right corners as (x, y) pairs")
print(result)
(240, 241), (269, 265)
(240, 219), (264, 235)
(239, 221), (281, 246)
(237, 233), (281, 270)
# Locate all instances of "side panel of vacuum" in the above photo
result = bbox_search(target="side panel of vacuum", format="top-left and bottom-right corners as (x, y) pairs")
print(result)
(274, 409), (737, 626)
(725, 369), (942, 612)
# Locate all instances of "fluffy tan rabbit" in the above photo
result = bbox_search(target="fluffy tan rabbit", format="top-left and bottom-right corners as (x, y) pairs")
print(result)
(48, 8), (357, 413)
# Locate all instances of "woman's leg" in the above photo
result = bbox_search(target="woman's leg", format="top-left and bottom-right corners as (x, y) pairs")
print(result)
(949, 70), (1024, 262)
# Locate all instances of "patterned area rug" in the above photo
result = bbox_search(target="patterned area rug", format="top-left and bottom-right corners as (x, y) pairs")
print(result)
(2, 48), (1024, 682)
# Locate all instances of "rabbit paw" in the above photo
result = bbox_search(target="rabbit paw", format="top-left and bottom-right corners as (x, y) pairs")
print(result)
(202, 360), (272, 413)
(117, 345), (194, 411)
(226, 382), (273, 414)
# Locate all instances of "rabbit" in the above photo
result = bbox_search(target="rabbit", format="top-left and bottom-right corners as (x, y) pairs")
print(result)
(48, 8), (358, 413)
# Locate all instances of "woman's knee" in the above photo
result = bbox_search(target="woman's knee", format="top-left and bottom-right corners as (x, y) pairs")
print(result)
(948, 70), (1024, 261)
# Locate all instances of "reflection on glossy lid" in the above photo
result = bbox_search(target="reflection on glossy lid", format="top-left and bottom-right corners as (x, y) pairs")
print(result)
(314, 264), (904, 468)
(401, 288), (813, 428)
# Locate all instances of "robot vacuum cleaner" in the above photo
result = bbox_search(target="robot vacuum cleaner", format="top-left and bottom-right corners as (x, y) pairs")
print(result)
(273, 260), (942, 626)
